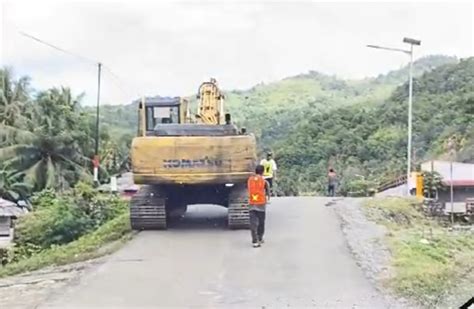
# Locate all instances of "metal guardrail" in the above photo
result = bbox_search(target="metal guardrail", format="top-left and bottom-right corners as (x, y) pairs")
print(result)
(377, 174), (407, 192)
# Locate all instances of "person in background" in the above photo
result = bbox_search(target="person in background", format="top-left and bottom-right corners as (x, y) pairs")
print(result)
(260, 152), (277, 196)
(247, 165), (270, 248)
(327, 168), (337, 197)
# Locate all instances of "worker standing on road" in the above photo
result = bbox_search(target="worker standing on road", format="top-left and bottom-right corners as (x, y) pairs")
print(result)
(248, 165), (270, 248)
(260, 152), (277, 196)
(327, 168), (337, 197)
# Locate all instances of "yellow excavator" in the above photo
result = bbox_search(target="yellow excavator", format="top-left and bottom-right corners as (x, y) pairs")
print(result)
(130, 79), (256, 229)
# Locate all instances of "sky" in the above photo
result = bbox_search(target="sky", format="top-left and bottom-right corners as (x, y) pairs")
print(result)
(0, 0), (473, 106)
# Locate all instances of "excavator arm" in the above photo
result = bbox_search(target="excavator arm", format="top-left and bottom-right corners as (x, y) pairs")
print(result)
(196, 78), (224, 125)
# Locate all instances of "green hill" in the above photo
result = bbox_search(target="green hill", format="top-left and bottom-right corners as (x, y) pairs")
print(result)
(275, 57), (473, 195)
(93, 54), (465, 195)
(375, 55), (458, 84)
(223, 55), (457, 151)
(93, 55), (455, 140)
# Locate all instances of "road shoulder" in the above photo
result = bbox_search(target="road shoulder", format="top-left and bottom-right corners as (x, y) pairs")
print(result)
(0, 259), (102, 309)
(332, 198), (416, 308)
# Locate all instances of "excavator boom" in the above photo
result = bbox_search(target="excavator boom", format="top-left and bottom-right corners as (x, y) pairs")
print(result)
(196, 78), (224, 125)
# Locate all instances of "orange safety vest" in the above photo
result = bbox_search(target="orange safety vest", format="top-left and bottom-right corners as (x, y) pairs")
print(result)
(248, 175), (266, 205)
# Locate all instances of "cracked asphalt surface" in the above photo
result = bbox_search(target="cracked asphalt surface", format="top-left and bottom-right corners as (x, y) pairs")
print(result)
(2, 197), (395, 308)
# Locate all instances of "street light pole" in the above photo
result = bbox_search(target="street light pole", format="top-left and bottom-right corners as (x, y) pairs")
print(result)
(367, 37), (421, 196)
(94, 62), (102, 183)
(407, 43), (414, 196)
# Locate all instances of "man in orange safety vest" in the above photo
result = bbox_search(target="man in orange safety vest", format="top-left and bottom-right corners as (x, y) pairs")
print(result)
(248, 164), (270, 248)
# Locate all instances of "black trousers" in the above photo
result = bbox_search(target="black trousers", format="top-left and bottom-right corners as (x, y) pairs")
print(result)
(266, 177), (273, 195)
(328, 184), (335, 197)
(249, 210), (266, 243)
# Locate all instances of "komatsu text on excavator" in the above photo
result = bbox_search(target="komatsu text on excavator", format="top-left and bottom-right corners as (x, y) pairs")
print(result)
(129, 79), (257, 229)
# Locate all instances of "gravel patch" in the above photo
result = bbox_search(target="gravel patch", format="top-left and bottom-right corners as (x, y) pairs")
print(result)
(332, 197), (417, 308)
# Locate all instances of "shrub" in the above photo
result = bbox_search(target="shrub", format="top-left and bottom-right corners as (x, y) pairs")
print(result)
(14, 197), (94, 249)
(0, 213), (131, 278)
(12, 182), (128, 260)
(340, 178), (378, 197)
(73, 181), (127, 227)
(87, 194), (128, 227)
(30, 189), (59, 209)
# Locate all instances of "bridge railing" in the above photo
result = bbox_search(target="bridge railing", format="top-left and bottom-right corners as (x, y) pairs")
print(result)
(377, 174), (407, 193)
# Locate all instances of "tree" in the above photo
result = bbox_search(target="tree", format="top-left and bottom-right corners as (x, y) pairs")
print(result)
(0, 87), (91, 191)
(0, 68), (32, 146)
(422, 171), (444, 199)
(0, 164), (31, 202)
(0, 68), (30, 125)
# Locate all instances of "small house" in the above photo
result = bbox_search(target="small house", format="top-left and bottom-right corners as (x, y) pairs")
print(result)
(421, 160), (474, 213)
(0, 198), (26, 238)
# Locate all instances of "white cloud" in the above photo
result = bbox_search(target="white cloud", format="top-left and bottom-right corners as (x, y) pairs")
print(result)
(1, 0), (472, 105)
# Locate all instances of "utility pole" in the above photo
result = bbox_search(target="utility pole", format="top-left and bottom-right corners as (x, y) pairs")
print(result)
(93, 62), (102, 183)
(447, 136), (456, 225)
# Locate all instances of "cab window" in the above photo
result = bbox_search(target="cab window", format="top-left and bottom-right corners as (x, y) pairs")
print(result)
(146, 105), (180, 130)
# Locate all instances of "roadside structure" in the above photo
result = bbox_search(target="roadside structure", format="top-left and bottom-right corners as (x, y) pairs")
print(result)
(377, 161), (474, 204)
(0, 198), (27, 247)
(420, 160), (474, 213)
(97, 172), (140, 200)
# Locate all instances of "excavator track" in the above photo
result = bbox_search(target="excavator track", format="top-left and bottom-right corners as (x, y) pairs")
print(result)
(130, 185), (167, 230)
(228, 185), (250, 229)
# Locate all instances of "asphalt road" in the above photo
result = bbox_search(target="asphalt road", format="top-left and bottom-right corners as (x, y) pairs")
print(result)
(40, 197), (389, 308)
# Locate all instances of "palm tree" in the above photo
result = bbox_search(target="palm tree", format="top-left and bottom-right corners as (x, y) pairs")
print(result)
(101, 139), (131, 175)
(0, 87), (91, 191)
(0, 164), (31, 202)
(0, 68), (32, 145)
(0, 68), (30, 124)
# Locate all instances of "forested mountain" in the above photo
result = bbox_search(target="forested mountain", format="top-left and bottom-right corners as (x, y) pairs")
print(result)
(275, 57), (473, 195)
(225, 56), (457, 149)
(374, 55), (457, 84)
(85, 104), (137, 138)
(92, 55), (456, 150)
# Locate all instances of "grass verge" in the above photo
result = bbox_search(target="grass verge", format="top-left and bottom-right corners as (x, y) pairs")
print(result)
(364, 197), (474, 307)
(0, 213), (132, 278)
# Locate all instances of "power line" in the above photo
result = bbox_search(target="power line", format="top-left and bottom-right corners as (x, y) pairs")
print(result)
(19, 31), (98, 65)
(102, 65), (142, 99)
(103, 67), (132, 99)
(20, 30), (140, 102)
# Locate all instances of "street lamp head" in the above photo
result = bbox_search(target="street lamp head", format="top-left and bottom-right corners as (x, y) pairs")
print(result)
(403, 37), (421, 46)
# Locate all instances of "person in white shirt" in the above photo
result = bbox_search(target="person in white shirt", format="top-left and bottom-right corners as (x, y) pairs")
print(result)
(260, 152), (277, 195)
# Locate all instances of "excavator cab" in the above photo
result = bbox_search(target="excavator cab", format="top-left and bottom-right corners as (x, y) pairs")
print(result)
(138, 97), (190, 136)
